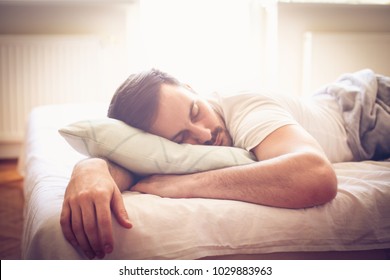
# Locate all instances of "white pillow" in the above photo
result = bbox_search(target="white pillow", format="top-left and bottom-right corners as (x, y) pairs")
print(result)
(59, 118), (256, 175)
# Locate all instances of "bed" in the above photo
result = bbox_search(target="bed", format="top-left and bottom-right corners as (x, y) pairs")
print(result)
(20, 102), (390, 260)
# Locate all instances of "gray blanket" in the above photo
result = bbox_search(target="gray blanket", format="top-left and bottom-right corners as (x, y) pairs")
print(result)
(315, 69), (390, 161)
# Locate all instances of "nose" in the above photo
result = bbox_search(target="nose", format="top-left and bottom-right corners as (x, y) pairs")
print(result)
(187, 123), (212, 145)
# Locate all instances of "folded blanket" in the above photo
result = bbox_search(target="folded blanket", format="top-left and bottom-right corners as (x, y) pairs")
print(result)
(315, 69), (390, 161)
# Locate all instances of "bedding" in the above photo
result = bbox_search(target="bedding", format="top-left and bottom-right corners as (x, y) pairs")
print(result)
(315, 69), (390, 161)
(21, 103), (390, 259)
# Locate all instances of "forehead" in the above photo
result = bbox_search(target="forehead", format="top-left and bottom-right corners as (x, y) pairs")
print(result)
(160, 83), (194, 104)
(149, 83), (194, 139)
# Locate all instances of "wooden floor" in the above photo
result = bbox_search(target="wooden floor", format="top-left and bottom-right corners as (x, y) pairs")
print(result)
(0, 159), (24, 260)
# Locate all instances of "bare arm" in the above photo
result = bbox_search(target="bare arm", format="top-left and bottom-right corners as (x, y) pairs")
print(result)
(132, 124), (337, 208)
(60, 157), (136, 259)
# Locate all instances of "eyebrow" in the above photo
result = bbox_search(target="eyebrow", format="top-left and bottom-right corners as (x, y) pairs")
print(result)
(170, 100), (195, 142)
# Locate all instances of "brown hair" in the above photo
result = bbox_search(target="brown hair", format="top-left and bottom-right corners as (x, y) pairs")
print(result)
(107, 68), (181, 131)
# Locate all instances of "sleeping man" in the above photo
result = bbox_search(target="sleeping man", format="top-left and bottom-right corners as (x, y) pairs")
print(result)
(60, 68), (390, 259)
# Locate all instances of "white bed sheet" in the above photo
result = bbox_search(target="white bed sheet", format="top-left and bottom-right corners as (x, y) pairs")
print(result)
(21, 104), (390, 259)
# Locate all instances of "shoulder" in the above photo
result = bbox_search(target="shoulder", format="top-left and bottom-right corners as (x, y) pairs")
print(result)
(207, 91), (278, 112)
(206, 91), (298, 150)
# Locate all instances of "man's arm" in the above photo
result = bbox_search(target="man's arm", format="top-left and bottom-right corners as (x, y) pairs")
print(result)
(60, 157), (135, 259)
(132, 124), (338, 208)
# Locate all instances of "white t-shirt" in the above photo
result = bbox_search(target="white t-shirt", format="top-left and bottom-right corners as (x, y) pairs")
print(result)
(209, 91), (353, 163)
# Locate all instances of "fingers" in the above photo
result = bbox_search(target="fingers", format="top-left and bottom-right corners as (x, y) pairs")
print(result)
(73, 202), (98, 259)
(60, 200), (97, 259)
(60, 190), (132, 259)
(60, 201), (79, 248)
(59, 157), (134, 259)
(95, 195), (115, 256)
(111, 187), (133, 229)
(60, 197), (109, 259)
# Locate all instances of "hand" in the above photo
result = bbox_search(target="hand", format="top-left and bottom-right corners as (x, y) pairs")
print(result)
(60, 158), (132, 259)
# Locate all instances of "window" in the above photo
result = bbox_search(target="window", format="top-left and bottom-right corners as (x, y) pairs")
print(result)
(127, 0), (276, 94)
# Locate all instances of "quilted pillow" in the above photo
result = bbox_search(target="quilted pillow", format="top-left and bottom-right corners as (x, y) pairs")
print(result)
(59, 118), (256, 175)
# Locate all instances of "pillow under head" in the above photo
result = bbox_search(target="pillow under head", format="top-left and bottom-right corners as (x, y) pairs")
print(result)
(59, 118), (256, 176)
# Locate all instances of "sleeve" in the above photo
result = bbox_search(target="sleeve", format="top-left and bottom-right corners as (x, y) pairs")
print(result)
(223, 93), (298, 151)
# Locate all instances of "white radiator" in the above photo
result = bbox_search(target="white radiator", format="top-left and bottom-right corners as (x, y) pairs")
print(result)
(0, 35), (125, 145)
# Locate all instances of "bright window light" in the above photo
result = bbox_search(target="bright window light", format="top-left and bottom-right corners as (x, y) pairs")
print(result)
(128, 0), (276, 95)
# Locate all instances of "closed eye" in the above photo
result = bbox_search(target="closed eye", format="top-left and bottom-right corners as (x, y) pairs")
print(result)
(191, 101), (200, 121)
(172, 100), (199, 144)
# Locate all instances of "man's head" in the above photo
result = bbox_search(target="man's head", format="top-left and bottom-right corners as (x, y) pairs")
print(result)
(108, 68), (180, 131)
(108, 69), (232, 146)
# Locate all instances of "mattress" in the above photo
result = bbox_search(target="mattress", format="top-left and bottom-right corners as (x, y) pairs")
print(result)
(21, 103), (390, 259)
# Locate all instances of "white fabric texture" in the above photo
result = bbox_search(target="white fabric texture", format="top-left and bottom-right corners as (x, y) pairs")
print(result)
(210, 91), (353, 163)
(59, 118), (255, 176)
(21, 104), (390, 259)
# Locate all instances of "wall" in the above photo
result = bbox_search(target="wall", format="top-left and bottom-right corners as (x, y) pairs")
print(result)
(0, 1), (131, 35)
(276, 3), (390, 96)
(0, 1), (134, 158)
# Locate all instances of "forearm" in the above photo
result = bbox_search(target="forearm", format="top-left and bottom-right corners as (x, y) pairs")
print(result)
(106, 160), (137, 192)
(184, 151), (337, 208)
(73, 158), (136, 192)
(133, 125), (337, 209)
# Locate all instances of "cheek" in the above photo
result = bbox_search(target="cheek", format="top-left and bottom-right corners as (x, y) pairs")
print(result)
(211, 110), (225, 129)
(202, 105), (221, 125)
(149, 119), (176, 139)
